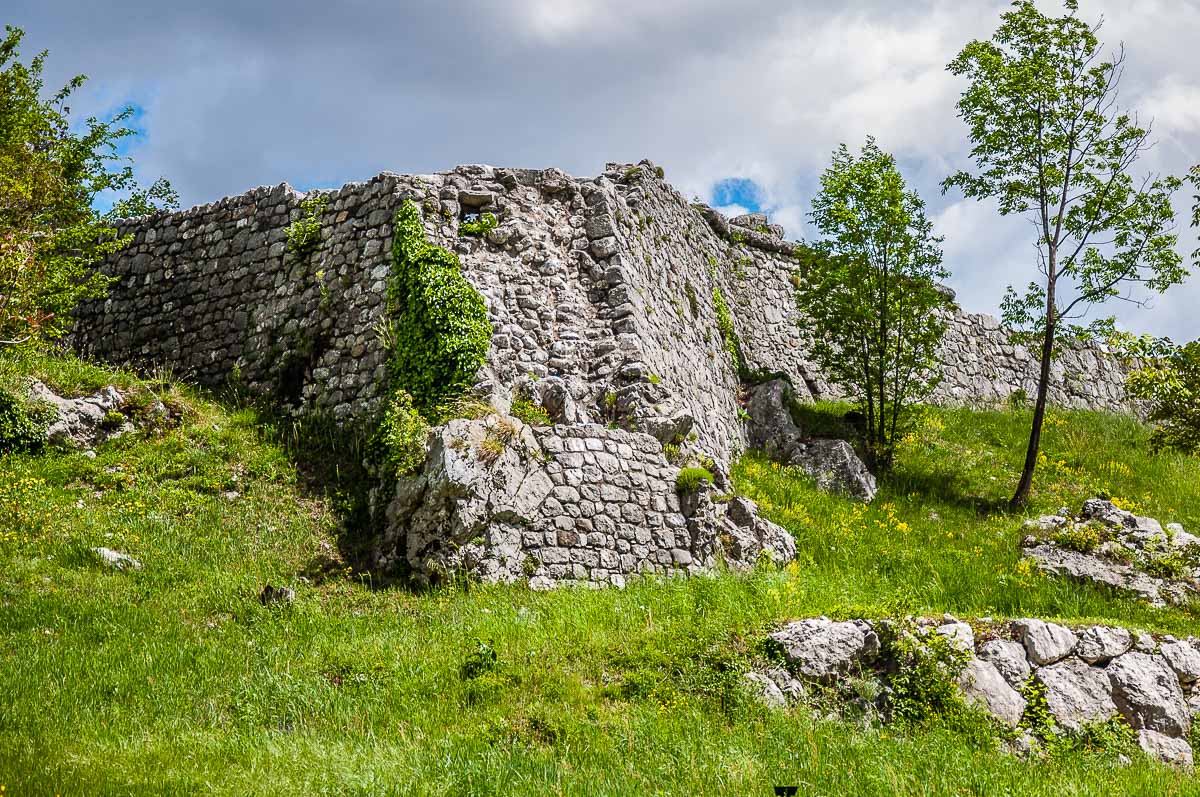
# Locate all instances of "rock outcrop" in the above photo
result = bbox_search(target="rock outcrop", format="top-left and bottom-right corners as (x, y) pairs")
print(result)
(745, 379), (877, 502)
(1021, 500), (1200, 607)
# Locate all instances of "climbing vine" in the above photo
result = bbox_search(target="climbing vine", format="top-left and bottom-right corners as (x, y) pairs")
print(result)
(386, 200), (492, 418)
(711, 284), (742, 376)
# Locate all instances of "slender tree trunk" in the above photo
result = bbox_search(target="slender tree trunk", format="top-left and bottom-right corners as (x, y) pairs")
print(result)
(1011, 256), (1058, 510)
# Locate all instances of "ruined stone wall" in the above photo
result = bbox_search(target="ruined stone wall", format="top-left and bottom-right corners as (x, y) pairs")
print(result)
(75, 159), (1134, 462)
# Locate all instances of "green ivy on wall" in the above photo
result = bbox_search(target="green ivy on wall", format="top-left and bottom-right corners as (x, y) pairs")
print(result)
(286, 194), (328, 262)
(386, 200), (493, 418)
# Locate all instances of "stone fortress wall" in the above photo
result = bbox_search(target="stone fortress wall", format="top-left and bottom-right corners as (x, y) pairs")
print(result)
(76, 159), (1133, 464)
(71, 160), (1137, 587)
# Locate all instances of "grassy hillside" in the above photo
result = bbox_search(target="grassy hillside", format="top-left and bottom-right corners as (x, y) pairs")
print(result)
(2, 352), (1199, 795)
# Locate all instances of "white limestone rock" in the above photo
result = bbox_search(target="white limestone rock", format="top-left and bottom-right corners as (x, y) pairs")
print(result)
(93, 547), (141, 571)
(1107, 652), (1190, 737)
(1034, 657), (1117, 732)
(1137, 729), (1194, 766)
(1160, 641), (1200, 683)
(1076, 626), (1133, 664)
(958, 657), (1026, 727)
(769, 618), (880, 682)
(1014, 619), (1078, 665)
(977, 639), (1031, 690)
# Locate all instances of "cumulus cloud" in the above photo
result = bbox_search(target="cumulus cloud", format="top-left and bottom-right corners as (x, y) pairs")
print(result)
(7, 0), (1198, 338)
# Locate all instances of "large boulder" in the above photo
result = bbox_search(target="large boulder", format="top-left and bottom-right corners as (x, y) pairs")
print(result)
(1014, 619), (1077, 665)
(1076, 626), (1133, 665)
(1107, 652), (1190, 737)
(977, 639), (1031, 690)
(745, 379), (876, 502)
(769, 618), (880, 682)
(1034, 657), (1117, 732)
(958, 657), (1026, 727)
(381, 415), (554, 585)
(1137, 729), (1194, 766)
(1160, 641), (1200, 684)
(27, 380), (129, 448)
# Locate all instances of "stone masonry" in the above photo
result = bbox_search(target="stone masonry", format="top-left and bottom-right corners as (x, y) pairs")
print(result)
(71, 160), (1138, 587)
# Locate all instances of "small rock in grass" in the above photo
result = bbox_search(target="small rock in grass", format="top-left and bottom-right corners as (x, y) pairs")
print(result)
(93, 547), (141, 571)
(745, 671), (787, 708)
(258, 584), (295, 605)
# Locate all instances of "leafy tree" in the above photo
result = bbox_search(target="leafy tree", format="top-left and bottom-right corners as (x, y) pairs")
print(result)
(796, 137), (951, 470)
(944, 0), (1186, 509)
(1113, 333), (1200, 456)
(0, 25), (177, 349)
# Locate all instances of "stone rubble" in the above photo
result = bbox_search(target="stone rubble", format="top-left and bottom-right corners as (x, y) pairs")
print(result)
(748, 616), (1200, 765)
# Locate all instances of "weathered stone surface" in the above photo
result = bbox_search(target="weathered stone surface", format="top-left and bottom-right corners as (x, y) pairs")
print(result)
(1014, 619), (1077, 665)
(1034, 657), (1117, 732)
(1137, 729), (1194, 766)
(1107, 652), (1190, 736)
(744, 671), (787, 708)
(769, 618), (880, 682)
(374, 416), (793, 588)
(258, 584), (295, 605)
(1076, 626), (1133, 664)
(745, 379), (876, 502)
(28, 380), (129, 448)
(1022, 500), (1199, 607)
(977, 639), (1031, 690)
(958, 657), (1026, 727)
(936, 622), (975, 653)
(1160, 641), (1200, 683)
(93, 547), (141, 571)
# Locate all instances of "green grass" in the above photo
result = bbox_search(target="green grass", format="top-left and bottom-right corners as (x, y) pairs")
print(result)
(1, 353), (1199, 795)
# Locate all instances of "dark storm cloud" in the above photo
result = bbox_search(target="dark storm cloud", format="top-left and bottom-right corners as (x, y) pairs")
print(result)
(7, 0), (1199, 338)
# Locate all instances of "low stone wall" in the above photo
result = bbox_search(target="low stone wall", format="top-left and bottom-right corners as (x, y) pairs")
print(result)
(754, 615), (1199, 765)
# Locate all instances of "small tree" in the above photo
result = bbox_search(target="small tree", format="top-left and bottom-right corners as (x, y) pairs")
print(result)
(0, 26), (177, 348)
(1121, 337), (1200, 457)
(796, 137), (951, 470)
(944, 1), (1186, 509)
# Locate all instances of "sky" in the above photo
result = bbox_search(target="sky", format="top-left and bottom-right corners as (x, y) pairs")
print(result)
(8, 0), (1199, 339)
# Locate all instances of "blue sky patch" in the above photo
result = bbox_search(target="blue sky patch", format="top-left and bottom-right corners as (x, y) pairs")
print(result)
(711, 177), (762, 213)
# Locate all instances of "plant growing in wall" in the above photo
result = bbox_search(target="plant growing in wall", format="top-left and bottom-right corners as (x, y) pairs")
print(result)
(944, 0), (1187, 508)
(796, 138), (950, 471)
(386, 200), (492, 418)
(286, 194), (327, 262)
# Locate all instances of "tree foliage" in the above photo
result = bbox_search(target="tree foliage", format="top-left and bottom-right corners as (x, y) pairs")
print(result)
(797, 138), (950, 470)
(0, 26), (177, 349)
(943, 0), (1186, 507)
(1114, 334), (1200, 457)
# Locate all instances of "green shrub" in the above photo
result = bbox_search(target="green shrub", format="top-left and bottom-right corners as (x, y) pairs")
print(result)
(1052, 522), (1104, 553)
(511, 396), (552, 427)
(676, 467), (714, 493)
(387, 201), (493, 416)
(884, 624), (972, 730)
(0, 385), (53, 452)
(286, 194), (327, 262)
(1125, 340), (1200, 457)
(374, 390), (430, 477)
(711, 286), (742, 375)
(461, 639), (500, 680)
(459, 213), (498, 237)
